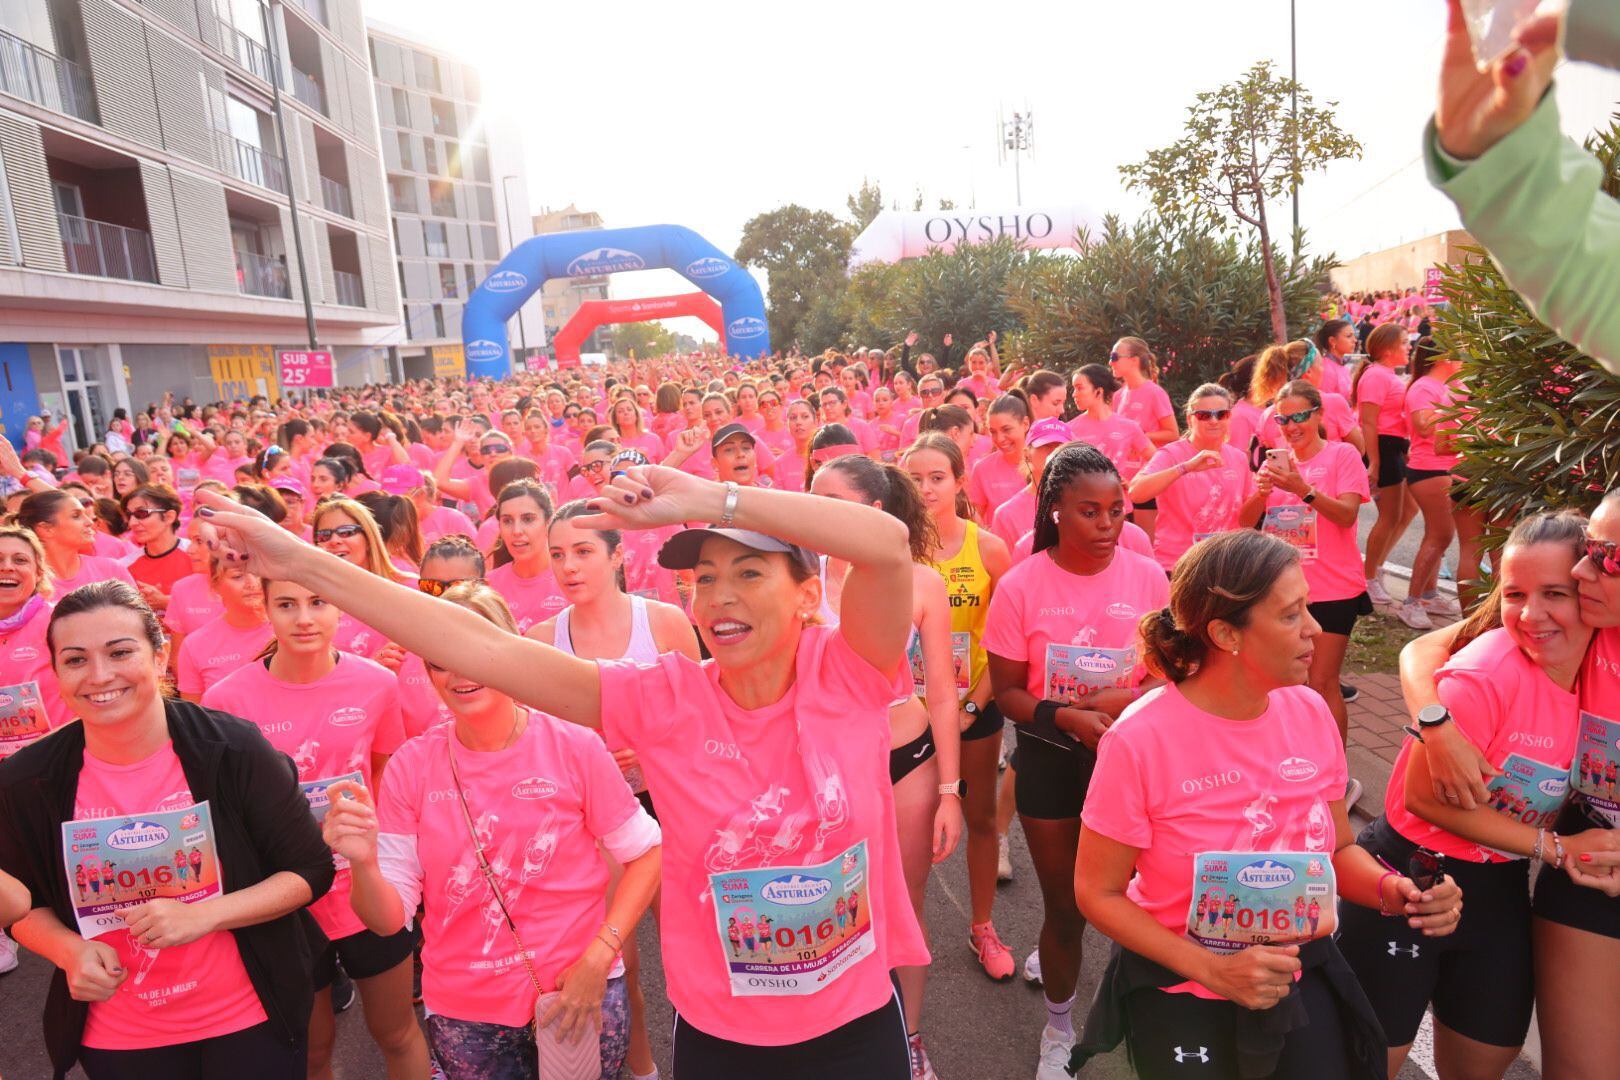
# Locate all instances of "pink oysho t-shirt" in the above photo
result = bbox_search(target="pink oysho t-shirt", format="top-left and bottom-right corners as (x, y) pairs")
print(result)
(1112, 381), (1175, 441)
(989, 487), (1036, 552)
(0, 600), (72, 751)
(487, 563), (568, 634)
(1262, 442), (1370, 604)
(1141, 442), (1256, 570)
(375, 714), (650, 1026)
(175, 615), (272, 697)
(1384, 629), (1578, 862)
(1084, 684), (1347, 999)
(54, 555), (136, 597)
(421, 505), (478, 546)
(1579, 628), (1620, 722)
(333, 610), (389, 659)
(618, 523), (682, 607)
(395, 654), (452, 740)
(1404, 375), (1461, 472)
(968, 453), (1028, 521)
(1227, 399), (1264, 455)
(202, 654), (405, 939)
(162, 574), (223, 638)
(597, 627), (928, 1044)
(74, 744), (266, 1049)
(1354, 363), (1409, 438)
(983, 548), (1168, 699)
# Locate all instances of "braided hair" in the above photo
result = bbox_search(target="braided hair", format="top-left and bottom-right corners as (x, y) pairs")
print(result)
(1030, 443), (1120, 556)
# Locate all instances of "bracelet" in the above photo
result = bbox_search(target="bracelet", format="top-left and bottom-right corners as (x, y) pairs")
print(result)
(719, 481), (740, 527)
(1533, 828), (1546, 865)
(599, 922), (623, 946)
(1376, 871), (1401, 917)
(593, 931), (623, 957)
(1552, 832), (1566, 869)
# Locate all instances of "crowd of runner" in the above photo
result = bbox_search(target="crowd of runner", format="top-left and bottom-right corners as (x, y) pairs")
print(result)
(0, 326), (1612, 1080)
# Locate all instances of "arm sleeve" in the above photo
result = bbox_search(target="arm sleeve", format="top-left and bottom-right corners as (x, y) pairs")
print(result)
(1427, 92), (1620, 374)
(176, 638), (204, 696)
(371, 682), (406, 757)
(376, 833), (423, 919)
(1081, 729), (1154, 849)
(597, 656), (682, 751)
(980, 570), (1030, 663)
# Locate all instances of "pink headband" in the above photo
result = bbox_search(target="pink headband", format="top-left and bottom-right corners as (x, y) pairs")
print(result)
(812, 443), (860, 465)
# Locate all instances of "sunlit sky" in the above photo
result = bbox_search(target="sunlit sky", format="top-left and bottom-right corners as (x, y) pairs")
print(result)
(371, 0), (1620, 342)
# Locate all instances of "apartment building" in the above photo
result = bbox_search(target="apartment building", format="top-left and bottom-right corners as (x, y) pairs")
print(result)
(534, 203), (608, 352)
(0, 0), (399, 449)
(367, 20), (541, 380)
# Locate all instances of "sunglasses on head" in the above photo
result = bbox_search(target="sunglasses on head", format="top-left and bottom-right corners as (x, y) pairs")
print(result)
(1276, 407), (1319, 426)
(1191, 409), (1232, 422)
(1584, 537), (1620, 576)
(417, 576), (479, 597)
(314, 523), (365, 543)
(126, 507), (172, 521)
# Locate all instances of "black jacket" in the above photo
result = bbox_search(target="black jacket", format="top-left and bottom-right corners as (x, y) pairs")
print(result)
(0, 700), (335, 1077)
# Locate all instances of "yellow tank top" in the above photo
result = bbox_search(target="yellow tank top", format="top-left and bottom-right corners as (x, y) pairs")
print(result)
(929, 521), (993, 696)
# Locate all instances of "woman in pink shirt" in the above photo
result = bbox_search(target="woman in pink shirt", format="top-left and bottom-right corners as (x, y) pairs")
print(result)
(967, 394), (1032, 522)
(1108, 338), (1179, 541)
(983, 444), (1170, 1076)
(734, 381), (767, 433)
(1071, 532), (1459, 1079)
(486, 480), (567, 634)
(1337, 512), (1604, 1079)
(0, 526), (73, 753)
(1353, 323), (1419, 612)
(1313, 319), (1358, 399)
(311, 499), (404, 659)
(194, 464), (929, 1077)
(1251, 342), (1364, 456)
(1401, 339), (1468, 627)
(771, 400), (817, 493)
(18, 490), (136, 597)
(943, 388), (994, 466)
(610, 397), (664, 461)
(1067, 364), (1154, 526)
(1022, 371), (1068, 423)
(176, 558), (270, 701)
(868, 387), (906, 462)
(753, 388), (795, 463)
(1129, 385), (1265, 572)
(989, 419), (1071, 556)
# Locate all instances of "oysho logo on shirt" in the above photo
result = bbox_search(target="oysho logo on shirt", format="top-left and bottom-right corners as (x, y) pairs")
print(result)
(1038, 606), (1075, 618)
(1277, 756), (1319, 782)
(511, 776), (558, 800)
(1508, 732), (1555, 750)
(703, 739), (740, 760)
(1180, 769), (1242, 795)
(327, 706), (367, 728)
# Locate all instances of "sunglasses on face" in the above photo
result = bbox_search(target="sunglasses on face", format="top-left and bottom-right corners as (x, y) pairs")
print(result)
(1191, 409), (1232, 422)
(920, 387), (944, 398)
(417, 576), (479, 597)
(480, 443), (511, 456)
(1276, 407), (1319, 426)
(314, 524), (365, 544)
(1584, 538), (1620, 576)
(580, 460), (608, 474)
(126, 508), (172, 521)
(1109, 351), (1132, 363)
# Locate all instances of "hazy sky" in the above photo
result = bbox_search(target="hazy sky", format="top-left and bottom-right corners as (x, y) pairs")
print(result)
(370, 0), (1620, 341)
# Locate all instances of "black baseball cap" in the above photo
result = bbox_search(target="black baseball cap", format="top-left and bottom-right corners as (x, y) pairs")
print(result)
(710, 423), (756, 452)
(657, 527), (817, 574)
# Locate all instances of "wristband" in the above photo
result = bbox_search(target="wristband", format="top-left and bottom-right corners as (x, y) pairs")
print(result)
(1029, 699), (1078, 749)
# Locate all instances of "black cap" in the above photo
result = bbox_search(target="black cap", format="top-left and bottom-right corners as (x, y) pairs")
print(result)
(710, 423), (756, 452)
(657, 527), (817, 575)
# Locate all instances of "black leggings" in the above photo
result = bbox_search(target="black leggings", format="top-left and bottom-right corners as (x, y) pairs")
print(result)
(672, 984), (909, 1079)
(80, 1021), (306, 1080)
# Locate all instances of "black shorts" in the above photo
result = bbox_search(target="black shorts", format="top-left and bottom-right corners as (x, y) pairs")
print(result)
(889, 726), (936, 784)
(1530, 800), (1620, 937)
(1307, 592), (1373, 637)
(672, 981), (908, 1078)
(312, 924), (419, 990)
(1374, 435), (1409, 489)
(1133, 497), (1159, 511)
(1120, 968), (1352, 1080)
(80, 1021), (306, 1080)
(1404, 466), (1451, 486)
(1011, 726), (1097, 820)
(960, 700), (1005, 743)
(1336, 817), (1532, 1047)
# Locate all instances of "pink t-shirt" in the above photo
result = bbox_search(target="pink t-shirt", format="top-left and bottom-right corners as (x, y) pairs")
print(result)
(1384, 629), (1578, 863)
(753, 426), (795, 462)
(0, 600), (72, 751)
(618, 523), (682, 607)
(92, 531), (139, 561)
(54, 555), (136, 597)
(1404, 376), (1461, 472)
(869, 416), (905, 462)
(616, 432), (664, 461)
(1227, 399), (1264, 454)
(1084, 684), (1347, 999)
(1580, 628), (1620, 721)
(376, 714), (647, 1026)
(487, 562), (568, 634)
(162, 576), (222, 639)
(1141, 442), (1256, 570)
(1320, 357), (1352, 398)
(202, 655), (405, 939)
(175, 615), (272, 697)
(1353, 363), (1409, 438)
(989, 487), (1036, 552)
(395, 654), (452, 740)
(1012, 522), (1154, 564)
(202, 454), (253, 486)
(421, 505), (478, 545)
(528, 444), (579, 507)
(74, 744), (266, 1049)
(1262, 442), (1370, 604)
(1068, 413), (1153, 483)
(983, 548), (1168, 699)
(333, 610), (389, 659)
(968, 453), (1028, 521)
(772, 448), (809, 492)
(1256, 393), (1357, 448)
(598, 627), (928, 1044)
(1112, 381), (1175, 441)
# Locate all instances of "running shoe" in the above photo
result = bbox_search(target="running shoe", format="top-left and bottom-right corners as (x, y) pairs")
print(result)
(1346, 777), (1363, 811)
(1367, 576), (1394, 606)
(1396, 599), (1434, 630)
(969, 922), (1015, 981)
(0, 930), (17, 976)
(1036, 1023), (1076, 1080)
(1340, 682), (1360, 704)
(908, 1033), (939, 1080)
(997, 834), (1013, 883)
(331, 966), (357, 1013)
(1024, 947), (1042, 985)
(1422, 594), (1462, 618)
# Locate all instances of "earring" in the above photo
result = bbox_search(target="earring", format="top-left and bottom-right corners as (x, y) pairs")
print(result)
(1232, 649), (1240, 657)
(1051, 511), (1060, 523)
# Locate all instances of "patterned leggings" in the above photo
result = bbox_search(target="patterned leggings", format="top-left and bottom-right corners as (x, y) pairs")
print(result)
(425, 976), (630, 1079)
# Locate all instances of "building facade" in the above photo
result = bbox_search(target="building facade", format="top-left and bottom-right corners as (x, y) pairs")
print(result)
(0, 0), (401, 448)
(534, 203), (609, 353)
(367, 20), (541, 381)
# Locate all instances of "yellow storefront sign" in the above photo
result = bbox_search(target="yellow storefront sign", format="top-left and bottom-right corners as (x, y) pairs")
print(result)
(431, 345), (466, 379)
(208, 345), (278, 402)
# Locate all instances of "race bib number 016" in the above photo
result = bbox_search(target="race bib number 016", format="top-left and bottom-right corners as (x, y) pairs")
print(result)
(0, 681), (48, 759)
(1187, 851), (1336, 953)
(708, 840), (874, 997)
(1486, 753), (1569, 831)
(61, 801), (223, 939)
(1573, 711), (1620, 827)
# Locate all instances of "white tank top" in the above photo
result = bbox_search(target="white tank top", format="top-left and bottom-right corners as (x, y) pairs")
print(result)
(552, 594), (660, 663)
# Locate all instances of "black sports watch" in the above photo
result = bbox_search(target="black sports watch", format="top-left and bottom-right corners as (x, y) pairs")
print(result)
(962, 701), (981, 717)
(1405, 704), (1452, 743)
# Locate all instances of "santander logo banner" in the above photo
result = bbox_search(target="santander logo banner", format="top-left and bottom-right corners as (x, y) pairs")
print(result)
(848, 204), (1101, 269)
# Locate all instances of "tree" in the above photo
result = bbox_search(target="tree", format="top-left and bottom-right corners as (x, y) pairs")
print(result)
(1121, 61), (1361, 343)
(847, 179), (884, 230)
(734, 206), (856, 348)
(1007, 213), (1333, 402)
(611, 320), (677, 360)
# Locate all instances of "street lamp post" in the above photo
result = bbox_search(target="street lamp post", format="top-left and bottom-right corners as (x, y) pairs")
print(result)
(499, 174), (529, 364)
(1290, 0), (1300, 256)
(1000, 110), (1033, 204)
(262, 0), (319, 351)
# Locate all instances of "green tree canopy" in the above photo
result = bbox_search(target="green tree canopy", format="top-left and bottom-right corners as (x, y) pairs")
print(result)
(610, 320), (677, 360)
(734, 206), (855, 348)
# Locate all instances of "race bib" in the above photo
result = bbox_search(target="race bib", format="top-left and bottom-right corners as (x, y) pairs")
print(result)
(62, 801), (223, 939)
(1044, 644), (1135, 705)
(1484, 753), (1569, 840)
(1572, 711), (1620, 827)
(299, 772), (365, 826)
(1187, 851), (1336, 953)
(907, 632), (972, 698)
(1262, 505), (1318, 562)
(708, 840), (874, 997)
(0, 681), (48, 758)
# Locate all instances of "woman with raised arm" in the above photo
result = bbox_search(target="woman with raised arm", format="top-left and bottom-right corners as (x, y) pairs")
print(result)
(192, 463), (926, 1078)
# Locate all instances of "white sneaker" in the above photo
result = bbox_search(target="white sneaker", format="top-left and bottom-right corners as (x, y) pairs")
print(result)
(0, 930), (17, 975)
(997, 834), (1013, 883)
(1422, 593), (1462, 617)
(1036, 1023), (1076, 1080)
(1367, 576), (1394, 606)
(1345, 777), (1363, 812)
(1396, 599), (1434, 630)
(1024, 947), (1043, 985)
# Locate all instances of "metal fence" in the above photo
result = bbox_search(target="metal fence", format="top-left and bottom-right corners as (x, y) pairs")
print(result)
(235, 248), (290, 298)
(320, 175), (352, 217)
(228, 27), (274, 84)
(220, 132), (288, 194)
(58, 213), (159, 283)
(290, 68), (324, 114)
(0, 28), (96, 123)
(333, 269), (364, 307)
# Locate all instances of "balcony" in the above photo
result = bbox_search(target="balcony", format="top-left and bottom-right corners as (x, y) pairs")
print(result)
(58, 213), (158, 283)
(235, 248), (289, 298)
(333, 269), (363, 307)
(219, 133), (287, 194)
(0, 28), (97, 123)
(288, 0), (328, 28)
(290, 68), (324, 114)
(228, 27), (273, 84)
(320, 175), (352, 217)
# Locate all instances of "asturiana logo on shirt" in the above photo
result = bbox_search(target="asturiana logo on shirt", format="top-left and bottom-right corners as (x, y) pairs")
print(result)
(106, 820), (172, 851)
(1235, 859), (1296, 890)
(327, 706), (367, 728)
(511, 777), (558, 800)
(760, 873), (833, 906)
(1277, 757), (1319, 782)
(1105, 602), (1137, 620)
(9, 645), (38, 662)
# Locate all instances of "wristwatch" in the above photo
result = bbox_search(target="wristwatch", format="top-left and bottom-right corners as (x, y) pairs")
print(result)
(1302, 488), (1318, 505)
(962, 701), (981, 717)
(939, 780), (968, 798)
(1405, 704), (1452, 743)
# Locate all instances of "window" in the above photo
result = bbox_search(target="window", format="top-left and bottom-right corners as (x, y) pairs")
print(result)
(464, 263), (478, 295)
(439, 263), (458, 298)
(396, 132), (414, 171)
(431, 99), (457, 136)
(398, 263), (408, 302)
(421, 138), (438, 177)
(387, 175), (416, 213)
(392, 88), (409, 128)
(429, 183), (455, 218)
(414, 51), (440, 91)
(480, 226), (498, 259)
(431, 303), (446, 337)
(52, 182), (85, 218)
(226, 98), (266, 147)
(424, 221), (448, 258)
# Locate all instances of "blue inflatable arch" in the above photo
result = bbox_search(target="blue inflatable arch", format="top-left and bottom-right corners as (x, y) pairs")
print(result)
(462, 224), (770, 377)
